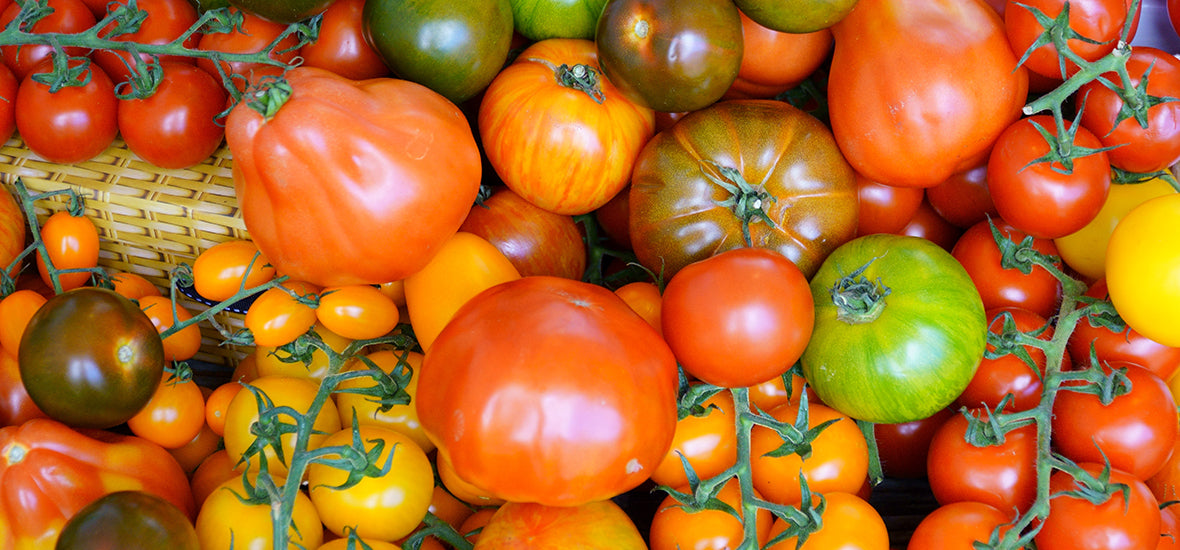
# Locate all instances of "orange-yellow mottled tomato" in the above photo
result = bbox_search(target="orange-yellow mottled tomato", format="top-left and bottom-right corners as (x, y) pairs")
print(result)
(476, 499), (648, 549)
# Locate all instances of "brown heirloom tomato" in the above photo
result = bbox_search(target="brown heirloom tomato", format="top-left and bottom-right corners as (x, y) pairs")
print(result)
(459, 187), (587, 280)
(19, 288), (165, 430)
(629, 99), (857, 280)
(416, 276), (679, 506)
(828, 0), (1028, 188)
(55, 490), (198, 550)
(226, 66), (482, 287)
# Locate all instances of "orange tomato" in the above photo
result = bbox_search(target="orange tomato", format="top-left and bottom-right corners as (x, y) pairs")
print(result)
(254, 321), (353, 381)
(726, 10), (833, 99)
(765, 491), (889, 550)
(750, 400), (869, 505)
(244, 280), (320, 347)
(649, 477), (774, 550)
(475, 499), (647, 549)
(203, 381), (243, 438)
(0, 288), (47, 354)
(36, 210), (99, 292)
(127, 372), (207, 449)
(138, 295), (202, 362)
(334, 348), (432, 453)
(456, 507), (497, 545)
(649, 389), (737, 488)
(167, 422), (222, 476)
(316, 284), (399, 340)
(189, 450), (243, 510)
(192, 239), (277, 302)
(109, 271), (162, 300)
(613, 280), (662, 336)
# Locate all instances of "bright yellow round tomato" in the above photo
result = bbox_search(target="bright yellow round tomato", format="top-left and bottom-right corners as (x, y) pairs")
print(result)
(222, 374), (342, 477)
(403, 231), (520, 351)
(308, 425), (434, 542)
(254, 321), (354, 381)
(245, 280), (321, 347)
(334, 348), (434, 453)
(192, 239), (278, 302)
(318, 538), (402, 550)
(1054, 176), (1176, 281)
(316, 284), (400, 340)
(1106, 191), (1180, 347)
(195, 474), (323, 550)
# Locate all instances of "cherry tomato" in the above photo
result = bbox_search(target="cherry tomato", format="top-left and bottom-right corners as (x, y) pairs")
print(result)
(167, 421), (222, 476)
(0, 289), (47, 355)
(203, 381), (243, 438)
(896, 198), (965, 252)
(1106, 193), (1180, 347)
(316, 284), (399, 341)
(15, 59), (118, 164)
(35, 210), (100, 292)
(0, 63), (16, 144)
(118, 61), (227, 170)
(956, 307), (1062, 412)
(1005, 0), (1128, 79)
(1035, 462), (1161, 550)
(873, 407), (955, 480)
(649, 388), (737, 489)
(253, 321), (352, 381)
(195, 474), (323, 550)
(765, 491), (889, 550)
(951, 218), (1064, 319)
(138, 295), (202, 362)
(191, 239), (277, 302)
(93, 0), (201, 84)
(221, 374), (341, 476)
(907, 501), (1017, 550)
(613, 280), (662, 336)
(726, 10), (832, 99)
(924, 161), (997, 229)
(194, 9), (302, 92)
(750, 400), (869, 505)
(855, 172), (925, 236)
(926, 409), (1039, 514)
(300, 0), (391, 80)
(649, 477), (773, 550)
(127, 372), (206, 449)
(244, 280), (320, 348)
(334, 348), (434, 453)
(110, 271), (163, 301)
(0, 0), (96, 80)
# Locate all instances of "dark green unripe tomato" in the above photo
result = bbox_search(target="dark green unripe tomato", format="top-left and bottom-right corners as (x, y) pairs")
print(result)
(363, 0), (514, 104)
(19, 287), (165, 430)
(229, 0), (333, 23)
(55, 491), (200, 550)
(509, 0), (608, 41)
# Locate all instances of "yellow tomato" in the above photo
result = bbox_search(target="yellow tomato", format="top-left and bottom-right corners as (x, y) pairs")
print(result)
(316, 284), (400, 340)
(254, 321), (354, 381)
(195, 474), (322, 550)
(1106, 192), (1180, 347)
(334, 348), (433, 453)
(222, 375), (341, 477)
(192, 239), (277, 302)
(403, 231), (520, 351)
(1054, 176), (1175, 281)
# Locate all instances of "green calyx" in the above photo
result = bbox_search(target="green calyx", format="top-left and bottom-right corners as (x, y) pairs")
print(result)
(701, 160), (777, 247)
(829, 256), (890, 324)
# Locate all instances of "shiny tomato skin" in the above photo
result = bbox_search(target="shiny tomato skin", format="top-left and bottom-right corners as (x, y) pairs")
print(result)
(18, 288), (165, 430)
(55, 490), (198, 550)
(924, 161), (998, 229)
(0, 64), (16, 145)
(417, 276), (679, 506)
(1069, 278), (1180, 381)
(828, 0), (1028, 188)
(650, 477), (773, 550)
(873, 407), (954, 480)
(118, 61), (227, 170)
(750, 400), (869, 505)
(243, 280), (319, 347)
(109, 272), (162, 301)
(1105, 193), (1180, 347)
(315, 284), (399, 341)
(462, 188), (587, 279)
(595, 0), (743, 112)
(1035, 463), (1161, 550)
(1005, 0), (1127, 79)
(956, 307), (1059, 412)
(765, 491), (889, 550)
(660, 247), (814, 388)
(951, 218), (1064, 320)
(509, 0), (608, 41)
(300, 0), (390, 80)
(35, 211), (100, 292)
(476, 499), (647, 549)
(195, 9), (301, 90)
(0, 350), (45, 427)
(93, 0), (201, 84)
(0, 0), (96, 80)
(926, 410), (1038, 513)
(629, 99), (858, 281)
(126, 373), (206, 450)
(15, 59), (118, 165)
(194, 474), (323, 550)
(725, 11), (832, 99)
(896, 198), (966, 252)
(0, 289), (47, 357)
(334, 349), (434, 453)
(906, 501), (1017, 550)
(648, 388), (736, 488)
(221, 374), (341, 477)
(191, 239), (277, 303)
(855, 172), (925, 236)
(137, 295), (202, 362)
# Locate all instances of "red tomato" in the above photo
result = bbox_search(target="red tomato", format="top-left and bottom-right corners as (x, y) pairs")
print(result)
(1077, 46), (1180, 173)
(750, 400), (869, 505)
(92, 0), (200, 84)
(873, 407), (954, 480)
(15, 59), (118, 164)
(416, 276), (678, 506)
(126, 373), (206, 449)
(300, 0), (390, 80)
(1035, 463), (1161, 550)
(907, 501), (1018, 550)
(897, 198), (965, 252)
(118, 61), (227, 170)
(661, 247), (814, 388)
(648, 388), (737, 489)
(225, 66), (482, 287)
(726, 10), (832, 99)
(1005, 0), (1128, 79)
(926, 409), (1039, 513)
(924, 161), (998, 229)
(1053, 361), (1179, 481)
(479, 38), (655, 215)
(828, 0), (1028, 188)
(35, 211), (100, 293)
(855, 172), (924, 236)
(195, 8), (302, 91)
(1171, 0), (1180, 38)
(987, 115), (1112, 239)
(956, 307), (1061, 412)
(951, 218), (1064, 319)
(459, 187), (588, 280)
(0, 0), (96, 80)
(0, 63), (17, 144)
(1069, 278), (1180, 381)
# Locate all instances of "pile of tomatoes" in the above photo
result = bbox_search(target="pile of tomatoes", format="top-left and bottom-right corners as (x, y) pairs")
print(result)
(0, 0), (1179, 549)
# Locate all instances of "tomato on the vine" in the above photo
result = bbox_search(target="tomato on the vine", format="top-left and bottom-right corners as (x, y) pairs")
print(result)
(926, 410), (1039, 514)
(93, 0), (201, 84)
(315, 284), (399, 341)
(191, 239), (276, 303)
(0, 0), (96, 80)
(334, 348), (434, 453)
(194, 474), (323, 550)
(956, 306), (1063, 412)
(750, 400), (868, 505)
(1004, 0), (1128, 80)
(126, 372), (206, 450)
(765, 491), (889, 550)
(1069, 278), (1180, 381)
(951, 218), (1064, 320)
(299, 0), (390, 80)
(16, 59), (119, 165)
(1035, 463), (1161, 550)
(118, 61), (227, 170)
(648, 388), (736, 489)
(906, 501), (1017, 550)
(243, 280), (319, 348)
(221, 374), (341, 477)
(35, 210), (99, 292)
(649, 477), (774, 550)
(137, 295), (202, 362)
(194, 9), (301, 91)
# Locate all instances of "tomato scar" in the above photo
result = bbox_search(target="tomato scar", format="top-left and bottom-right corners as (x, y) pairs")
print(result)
(2, 441), (27, 465)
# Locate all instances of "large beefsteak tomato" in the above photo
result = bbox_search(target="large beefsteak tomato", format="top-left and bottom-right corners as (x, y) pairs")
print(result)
(416, 276), (679, 506)
(827, 0), (1028, 188)
(628, 99), (858, 280)
(226, 67), (482, 287)
(802, 234), (988, 423)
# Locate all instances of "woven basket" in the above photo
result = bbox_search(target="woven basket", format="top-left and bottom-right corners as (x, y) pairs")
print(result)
(0, 135), (251, 374)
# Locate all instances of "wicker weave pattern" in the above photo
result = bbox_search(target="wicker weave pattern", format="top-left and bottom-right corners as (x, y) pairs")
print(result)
(0, 136), (251, 370)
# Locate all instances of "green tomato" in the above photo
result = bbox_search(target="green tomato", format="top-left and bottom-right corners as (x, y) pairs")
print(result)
(228, 0), (331, 23)
(362, 0), (514, 104)
(732, 0), (860, 33)
(510, 0), (608, 40)
(801, 234), (987, 424)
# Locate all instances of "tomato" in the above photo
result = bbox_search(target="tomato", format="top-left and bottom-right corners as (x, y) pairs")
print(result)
(1005, 0), (1127, 79)
(1172, 0), (1180, 38)
(19, 288), (165, 429)
(1053, 362), (1178, 481)
(426, 483), (475, 533)
(648, 388), (736, 488)
(456, 506), (497, 544)
(0, 64), (17, 144)
(734, 0), (858, 33)
(315, 284), (399, 341)
(229, 0), (332, 23)
(253, 321), (352, 381)
(226, 67), (482, 287)
(828, 0), (1027, 188)
(16, 58), (118, 164)
(956, 307), (1060, 412)
(1055, 176), (1176, 282)
(334, 348), (434, 453)
(118, 61), (227, 170)
(0, 418), (196, 550)
(362, 0), (513, 104)
(138, 295), (202, 362)
(951, 218), (1064, 319)
(194, 474), (323, 550)
(93, 0), (201, 84)
(1035, 463), (1161, 550)
(613, 280), (661, 335)
(300, 0), (389, 80)
(924, 161), (998, 229)
(244, 280), (319, 347)
(593, 185), (632, 250)
(650, 477), (774, 550)
(189, 450), (241, 510)
(191, 239), (277, 302)
(661, 247), (813, 388)
(0, 350), (45, 427)
(0, 0), (96, 80)
(203, 381), (242, 437)
(475, 499), (647, 549)
(417, 276), (678, 506)
(34, 210), (99, 292)
(222, 374), (341, 476)
(127, 372), (206, 449)
(109, 271), (162, 301)
(320, 538), (403, 550)
(725, 11), (832, 99)
(873, 407), (954, 480)
(166, 422), (221, 476)
(750, 399), (869, 505)
(1106, 192), (1180, 347)
(595, 0), (743, 112)
(765, 491), (889, 550)
(629, 99), (858, 280)
(508, 0), (606, 40)
(1078, 47), (1180, 173)
(1070, 278), (1180, 382)
(308, 425), (434, 542)
(55, 490), (198, 550)
(1161, 505), (1180, 550)
(926, 410), (1038, 513)
(896, 198), (966, 252)
(906, 501), (1018, 550)
(855, 172), (925, 236)
(479, 38), (655, 216)
(987, 115), (1112, 239)
(435, 450), (506, 508)
(195, 9), (301, 90)
(803, 234), (987, 423)
(0, 289), (47, 356)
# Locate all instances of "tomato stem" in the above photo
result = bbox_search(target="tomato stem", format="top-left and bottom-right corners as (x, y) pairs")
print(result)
(555, 63), (606, 104)
(828, 256), (890, 324)
(700, 160), (777, 247)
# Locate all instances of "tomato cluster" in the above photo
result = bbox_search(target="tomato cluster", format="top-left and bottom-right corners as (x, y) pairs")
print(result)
(0, 0), (1178, 549)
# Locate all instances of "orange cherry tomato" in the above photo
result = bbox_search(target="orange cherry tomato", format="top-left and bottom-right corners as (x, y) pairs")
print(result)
(244, 280), (320, 347)
(138, 295), (202, 362)
(254, 321), (353, 381)
(0, 288), (47, 354)
(765, 491), (889, 550)
(109, 271), (162, 300)
(127, 372), (207, 449)
(189, 449), (244, 510)
(649, 388), (737, 488)
(334, 348), (433, 453)
(613, 280), (662, 336)
(203, 381), (243, 438)
(36, 210), (100, 291)
(191, 239), (277, 302)
(750, 400), (869, 505)
(167, 422), (222, 476)
(649, 477), (774, 550)
(316, 284), (400, 340)
(456, 507), (497, 545)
